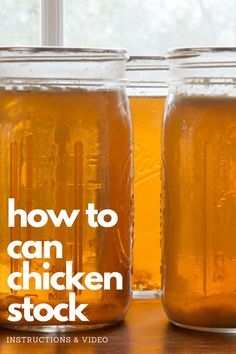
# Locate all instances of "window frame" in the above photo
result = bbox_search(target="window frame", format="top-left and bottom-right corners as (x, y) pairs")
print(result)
(41, 0), (64, 46)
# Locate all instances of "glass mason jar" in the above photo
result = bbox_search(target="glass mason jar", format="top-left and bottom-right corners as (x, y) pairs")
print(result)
(0, 47), (133, 332)
(162, 47), (236, 332)
(126, 56), (168, 298)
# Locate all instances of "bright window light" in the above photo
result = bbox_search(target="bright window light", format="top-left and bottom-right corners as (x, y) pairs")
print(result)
(64, 0), (236, 54)
(0, 0), (40, 46)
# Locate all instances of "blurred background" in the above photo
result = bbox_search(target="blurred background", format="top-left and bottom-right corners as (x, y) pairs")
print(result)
(0, 0), (235, 54)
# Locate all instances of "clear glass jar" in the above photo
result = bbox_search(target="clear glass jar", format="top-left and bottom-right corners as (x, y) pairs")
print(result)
(126, 56), (168, 298)
(0, 47), (133, 332)
(162, 47), (236, 332)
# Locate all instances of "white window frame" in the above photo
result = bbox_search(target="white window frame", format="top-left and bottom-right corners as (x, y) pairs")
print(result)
(41, 0), (64, 46)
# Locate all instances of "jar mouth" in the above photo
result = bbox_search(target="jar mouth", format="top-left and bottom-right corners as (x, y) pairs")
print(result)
(0, 47), (128, 62)
(126, 55), (169, 92)
(127, 55), (168, 71)
(168, 47), (236, 60)
(167, 47), (236, 80)
(0, 47), (128, 86)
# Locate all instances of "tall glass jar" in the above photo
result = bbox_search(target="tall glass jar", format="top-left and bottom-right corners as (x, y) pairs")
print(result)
(162, 47), (236, 332)
(126, 56), (168, 298)
(0, 47), (133, 332)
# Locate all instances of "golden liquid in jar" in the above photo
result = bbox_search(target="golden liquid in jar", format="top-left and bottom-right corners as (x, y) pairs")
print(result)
(0, 88), (132, 329)
(129, 96), (165, 292)
(162, 95), (236, 329)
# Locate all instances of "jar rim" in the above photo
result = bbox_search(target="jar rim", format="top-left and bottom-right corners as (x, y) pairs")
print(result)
(127, 55), (168, 70)
(168, 47), (236, 60)
(0, 46), (128, 62)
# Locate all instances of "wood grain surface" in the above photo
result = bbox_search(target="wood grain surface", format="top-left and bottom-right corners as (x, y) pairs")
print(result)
(0, 299), (236, 354)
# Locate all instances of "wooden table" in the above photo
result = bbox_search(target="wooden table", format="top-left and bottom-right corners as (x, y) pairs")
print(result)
(1, 299), (236, 354)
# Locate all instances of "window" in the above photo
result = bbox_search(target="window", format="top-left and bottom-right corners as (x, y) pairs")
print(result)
(0, 0), (40, 46)
(65, 0), (236, 54)
(0, 0), (236, 54)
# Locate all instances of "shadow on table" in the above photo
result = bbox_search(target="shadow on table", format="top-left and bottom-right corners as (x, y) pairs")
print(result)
(161, 322), (236, 354)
